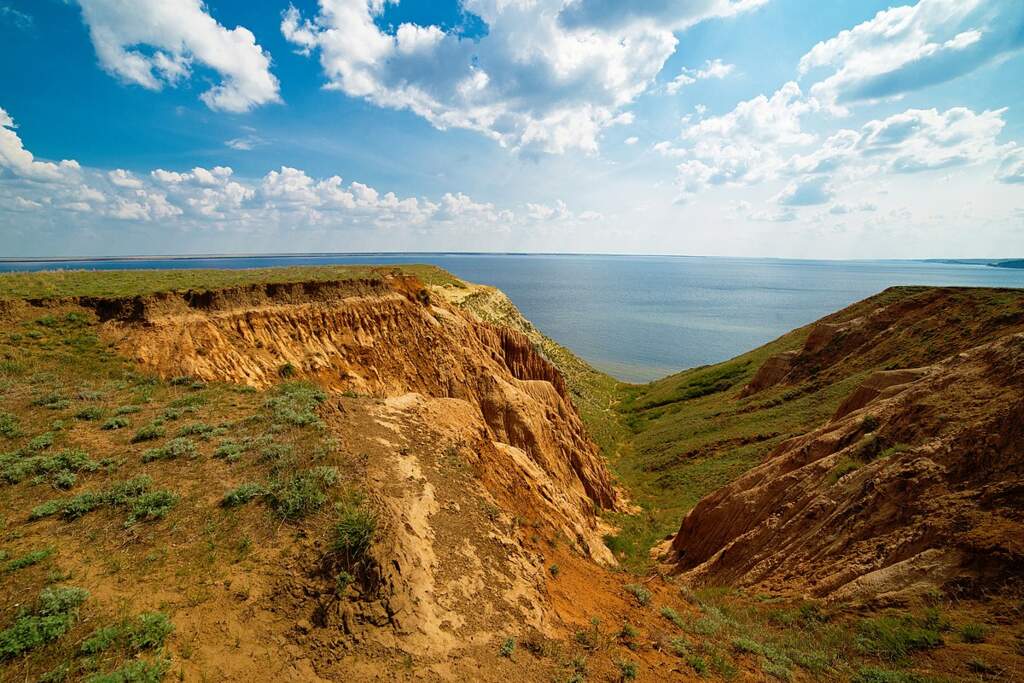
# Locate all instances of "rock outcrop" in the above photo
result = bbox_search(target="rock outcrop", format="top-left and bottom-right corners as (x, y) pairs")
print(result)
(667, 325), (1024, 604)
(96, 275), (619, 560)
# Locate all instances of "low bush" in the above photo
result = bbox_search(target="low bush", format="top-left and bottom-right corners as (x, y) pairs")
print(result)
(0, 586), (88, 660)
(102, 417), (130, 431)
(3, 547), (54, 573)
(266, 467), (338, 520)
(624, 584), (651, 606)
(141, 437), (197, 462)
(221, 482), (267, 507)
(80, 611), (173, 655)
(264, 381), (327, 428)
(130, 422), (165, 443)
(75, 406), (105, 421)
(84, 658), (170, 683)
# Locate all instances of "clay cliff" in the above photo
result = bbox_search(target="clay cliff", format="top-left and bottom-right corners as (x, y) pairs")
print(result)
(666, 287), (1024, 605)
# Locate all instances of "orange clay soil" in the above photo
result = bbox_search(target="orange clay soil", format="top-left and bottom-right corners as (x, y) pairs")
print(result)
(2, 275), (1023, 681)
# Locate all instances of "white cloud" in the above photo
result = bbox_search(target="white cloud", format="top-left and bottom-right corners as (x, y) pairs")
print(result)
(799, 0), (1024, 107)
(0, 107), (80, 182)
(75, 0), (281, 112)
(997, 146), (1024, 184)
(774, 175), (833, 206)
(671, 82), (822, 197)
(281, 1), (764, 154)
(786, 107), (1010, 178)
(666, 58), (735, 94)
(108, 169), (142, 188)
(624, 136), (639, 145)
(225, 135), (264, 151)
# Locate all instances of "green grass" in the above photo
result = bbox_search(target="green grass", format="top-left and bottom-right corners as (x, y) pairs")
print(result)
(332, 495), (377, 562)
(83, 658), (170, 683)
(0, 264), (463, 300)
(80, 612), (173, 655)
(141, 437), (198, 462)
(855, 614), (944, 662)
(263, 381), (327, 428)
(3, 547), (54, 573)
(958, 623), (988, 644)
(0, 586), (89, 660)
(130, 422), (165, 443)
(29, 476), (177, 527)
(1, 448), (101, 486)
(623, 584), (651, 606)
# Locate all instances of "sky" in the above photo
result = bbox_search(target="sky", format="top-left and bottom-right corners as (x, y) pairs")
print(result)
(0, 0), (1022, 259)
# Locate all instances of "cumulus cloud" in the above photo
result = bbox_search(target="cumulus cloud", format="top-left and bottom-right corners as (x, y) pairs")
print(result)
(786, 107), (1010, 178)
(774, 176), (833, 206)
(997, 146), (1024, 184)
(0, 107), (80, 182)
(666, 58), (735, 94)
(799, 0), (1024, 107)
(281, 0), (763, 154)
(0, 116), (603, 234)
(75, 0), (281, 112)
(669, 82), (822, 197)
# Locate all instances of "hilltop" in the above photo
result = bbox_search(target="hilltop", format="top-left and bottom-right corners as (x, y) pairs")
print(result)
(0, 267), (1022, 682)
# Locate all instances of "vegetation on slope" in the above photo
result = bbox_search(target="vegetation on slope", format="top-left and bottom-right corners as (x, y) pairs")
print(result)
(2, 268), (1021, 682)
(0, 264), (461, 300)
(0, 297), (365, 680)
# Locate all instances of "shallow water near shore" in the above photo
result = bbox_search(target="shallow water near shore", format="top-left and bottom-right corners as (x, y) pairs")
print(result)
(4, 253), (1024, 382)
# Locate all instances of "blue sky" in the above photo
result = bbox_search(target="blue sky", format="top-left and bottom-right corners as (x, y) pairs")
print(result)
(0, 0), (1022, 257)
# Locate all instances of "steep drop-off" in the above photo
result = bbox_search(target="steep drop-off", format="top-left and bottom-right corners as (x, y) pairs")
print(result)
(663, 287), (1024, 604)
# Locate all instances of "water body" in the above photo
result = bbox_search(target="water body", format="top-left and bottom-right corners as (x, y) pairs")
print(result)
(3, 254), (1024, 383)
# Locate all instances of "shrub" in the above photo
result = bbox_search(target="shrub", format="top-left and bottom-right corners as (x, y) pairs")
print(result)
(278, 363), (297, 378)
(115, 405), (142, 415)
(624, 583), (651, 606)
(861, 415), (880, 432)
(0, 411), (20, 439)
(549, 564), (560, 577)
(1, 448), (99, 486)
(267, 467), (338, 520)
(141, 437), (197, 462)
(616, 659), (637, 681)
(733, 636), (765, 655)
(75, 406), (105, 421)
(84, 658), (170, 683)
(130, 422), (165, 443)
(213, 441), (244, 462)
(30, 476), (173, 527)
(264, 381), (327, 428)
(28, 432), (55, 451)
(79, 612), (170, 657)
(221, 482), (267, 507)
(102, 417), (130, 430)
(3, 547), (54, 573)
(661, 606), (686, 628)
(499, 637), (515, 658)
(0, 586), (88, 660)
(126, 491), (178, 525)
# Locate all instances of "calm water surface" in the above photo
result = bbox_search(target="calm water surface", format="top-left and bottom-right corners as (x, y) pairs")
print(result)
(3, 254), (1023, 382)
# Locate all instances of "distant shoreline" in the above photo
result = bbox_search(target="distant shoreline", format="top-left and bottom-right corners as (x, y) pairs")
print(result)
(1, 253), (1021, 265)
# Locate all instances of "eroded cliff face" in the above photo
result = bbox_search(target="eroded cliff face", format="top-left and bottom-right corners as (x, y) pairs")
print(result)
(668, 318), (1024, 605)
